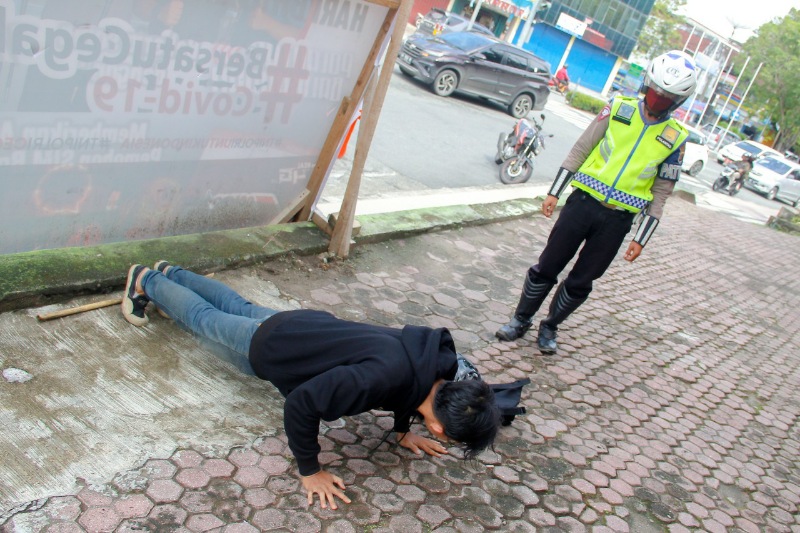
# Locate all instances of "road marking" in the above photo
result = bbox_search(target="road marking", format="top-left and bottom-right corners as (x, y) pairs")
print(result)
(544, 97), (594, 129)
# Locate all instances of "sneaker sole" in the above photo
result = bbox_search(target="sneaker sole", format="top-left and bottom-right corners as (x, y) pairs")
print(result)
(122, 265), (148, 327)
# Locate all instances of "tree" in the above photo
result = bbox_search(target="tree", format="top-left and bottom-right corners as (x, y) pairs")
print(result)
(742, 9), (800, 152)
(635, 0), (687, 58)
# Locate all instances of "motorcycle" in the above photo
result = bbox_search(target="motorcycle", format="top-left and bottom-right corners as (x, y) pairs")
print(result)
(548, 77), (569, 94)
(712, 162), (744, 196)
(495, 113), (552, 185)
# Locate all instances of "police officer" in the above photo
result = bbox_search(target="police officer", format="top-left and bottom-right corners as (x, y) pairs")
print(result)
(496, 50), (698, 354)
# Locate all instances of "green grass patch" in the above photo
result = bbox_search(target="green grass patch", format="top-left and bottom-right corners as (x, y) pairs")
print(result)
(565, 91), (608, 114)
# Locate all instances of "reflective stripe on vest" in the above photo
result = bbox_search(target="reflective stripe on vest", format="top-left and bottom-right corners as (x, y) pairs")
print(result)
(571, 95), (688, 213)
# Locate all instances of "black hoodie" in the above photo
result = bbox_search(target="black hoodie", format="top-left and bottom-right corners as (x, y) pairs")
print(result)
(249, 309), (458, 476)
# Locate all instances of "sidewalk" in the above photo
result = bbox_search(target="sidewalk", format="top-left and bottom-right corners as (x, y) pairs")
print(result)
(2, 181), (799, 531)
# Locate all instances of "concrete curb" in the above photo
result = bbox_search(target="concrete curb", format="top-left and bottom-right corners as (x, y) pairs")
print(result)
(0, 197), (544, 312)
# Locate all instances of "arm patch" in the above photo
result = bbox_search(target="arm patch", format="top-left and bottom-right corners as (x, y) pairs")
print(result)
(658, 164), (682, 181)
(657, 142), (685, 181)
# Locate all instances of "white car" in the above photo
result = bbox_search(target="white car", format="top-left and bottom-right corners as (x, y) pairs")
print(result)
(717, 140), (780, 164)
(744, 156), (800, 207)
(680, 124), (709, 176)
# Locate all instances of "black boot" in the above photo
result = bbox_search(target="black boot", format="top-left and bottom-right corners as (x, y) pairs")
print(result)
(496, 276), (554, 342)
(537, 283), (587, 354)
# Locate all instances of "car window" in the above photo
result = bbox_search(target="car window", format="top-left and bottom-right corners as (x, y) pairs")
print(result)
(528, 60), (549, 74)
(426, 9), (446, 21)
(504, 51), (529, 71)
(686, 131), (705, 145)
(440, 32), (493, 52)
(738, 142), (761, 155)
(756, 158), (792, 175)
(482, 46), (504, 64)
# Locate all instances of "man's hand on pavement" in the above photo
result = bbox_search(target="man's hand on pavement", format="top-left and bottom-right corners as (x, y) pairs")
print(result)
(623, 241), (643, 262)
(397, 431), (448, 457)
(542, 195), (558, 218)
(301, 470), (352, 510)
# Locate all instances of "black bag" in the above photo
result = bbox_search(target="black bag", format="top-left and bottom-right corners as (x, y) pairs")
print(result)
(455, 353), (529, 426)
(489, 379), (530, 426)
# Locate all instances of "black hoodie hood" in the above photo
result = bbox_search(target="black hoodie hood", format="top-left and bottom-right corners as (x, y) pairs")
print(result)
(394, 324), (458, 431)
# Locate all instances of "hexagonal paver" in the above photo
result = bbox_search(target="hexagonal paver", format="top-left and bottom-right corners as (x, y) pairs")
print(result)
(233, 466), (268, 488)
(171, 450), (204, 469)
(114, 494), (154, 519)
(176, 468), (211, 489)
(78, 507), (121, 532)
(146, 479), (184, 503)
(202, 459), (235, 478)
(185, 513), (224, 532)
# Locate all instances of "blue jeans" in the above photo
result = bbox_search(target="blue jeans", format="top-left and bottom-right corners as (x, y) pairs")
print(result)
(141, 266), (278, 374)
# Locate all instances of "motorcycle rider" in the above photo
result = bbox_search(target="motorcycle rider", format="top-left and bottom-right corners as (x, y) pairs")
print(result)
(495, 50), (697, 353)
(728, 152), (755, 192)
(554, 64), (570, 92)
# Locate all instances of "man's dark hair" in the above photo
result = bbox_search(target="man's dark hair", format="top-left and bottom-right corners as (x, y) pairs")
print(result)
(433, 380), (500, 459)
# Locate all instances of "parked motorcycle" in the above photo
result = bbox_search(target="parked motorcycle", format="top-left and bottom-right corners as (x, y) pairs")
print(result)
(712, 163), (744, 196)
(495, 113), (552, 185)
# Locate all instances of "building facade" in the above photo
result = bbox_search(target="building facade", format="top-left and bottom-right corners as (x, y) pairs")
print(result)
(409, 0), (656, 95)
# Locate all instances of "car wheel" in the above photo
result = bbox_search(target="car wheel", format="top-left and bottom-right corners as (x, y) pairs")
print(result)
(432, 70), (458, 97)
(688, 160), (703, 176)
(767, 187), (779, 201)
(509, 94), (533, 119)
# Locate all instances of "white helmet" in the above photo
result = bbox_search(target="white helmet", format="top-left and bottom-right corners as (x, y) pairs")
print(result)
(641, 50), (697, 117)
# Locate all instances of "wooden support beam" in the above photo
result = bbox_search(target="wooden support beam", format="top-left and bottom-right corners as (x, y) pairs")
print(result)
(328, 0), (414, 258)
(364, 0), (401, 8)
(297, 8), (397, 222)
(268, 190), (310, 225)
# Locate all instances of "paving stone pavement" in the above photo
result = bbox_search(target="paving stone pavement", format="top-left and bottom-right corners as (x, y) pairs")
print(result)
(2, 197), (800, 532)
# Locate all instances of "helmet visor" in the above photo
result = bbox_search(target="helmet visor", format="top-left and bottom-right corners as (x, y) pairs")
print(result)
(644, 86), (678, 115)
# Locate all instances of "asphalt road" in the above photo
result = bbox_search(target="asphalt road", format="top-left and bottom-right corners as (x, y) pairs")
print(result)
(324, 66), (791, 221)
(338, 66), (576, 191)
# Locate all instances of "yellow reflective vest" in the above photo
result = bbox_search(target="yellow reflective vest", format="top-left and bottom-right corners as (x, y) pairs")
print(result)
(571, 95), (688, 213)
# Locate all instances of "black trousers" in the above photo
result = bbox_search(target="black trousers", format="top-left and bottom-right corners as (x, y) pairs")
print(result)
(530, 189), (635, 299)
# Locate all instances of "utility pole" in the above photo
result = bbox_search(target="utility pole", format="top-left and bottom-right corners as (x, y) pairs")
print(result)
(712, 55), (751, 144)
(516, 0), (541, 48)
(696, 44), (734, 133)
(467, 0), (483, 31)
(684, 37), (722, 125)
(728, 62), (763, 139)
(682, 25), (696, 53)
(691, 31), (705, 57)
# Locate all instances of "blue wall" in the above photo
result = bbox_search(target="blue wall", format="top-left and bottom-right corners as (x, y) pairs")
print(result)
(522, 24), (617, 94)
